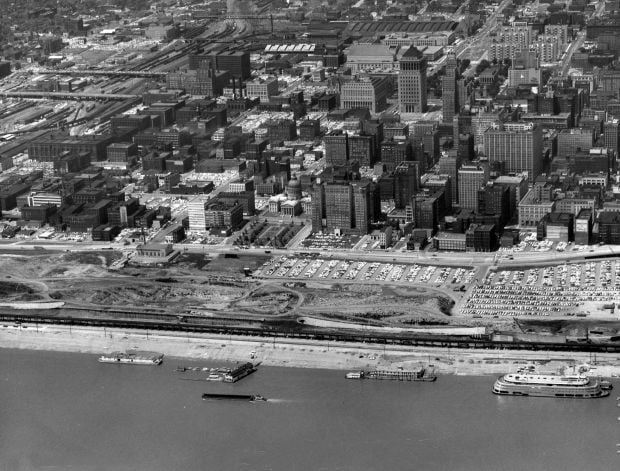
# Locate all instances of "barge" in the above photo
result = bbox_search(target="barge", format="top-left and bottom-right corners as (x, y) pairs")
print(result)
(346, 367), (436, 382)
(98, 350), (163, 365)
(202, 393), (266, 402)
(176, 362), (260, 382)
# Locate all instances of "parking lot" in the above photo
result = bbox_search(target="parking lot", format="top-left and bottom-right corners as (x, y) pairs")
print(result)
(462, 260), (620, 318)
(254, 255), (478, 288)
(300, 233), (362, 250)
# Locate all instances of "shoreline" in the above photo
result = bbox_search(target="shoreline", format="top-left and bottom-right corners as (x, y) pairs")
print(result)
(3, 324), (620, 378)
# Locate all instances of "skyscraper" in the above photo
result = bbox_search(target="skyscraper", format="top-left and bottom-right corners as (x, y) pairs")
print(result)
(483, 125), (543, 182)
(442, 51), (458, 124)
(324, 181), (355, 233)
(311, 180), (375, 235)
(352, 181), (374, 235)
(603, 119), (619, 155)
(458, 163), (489, 211)
(380, 139), (412, 172)
(311, 182), (326, 233)
(394, 161), (420, 209)
(439, 151), (461, 205)
(398, 46), (427, 115)
(324, 130), (349, 167)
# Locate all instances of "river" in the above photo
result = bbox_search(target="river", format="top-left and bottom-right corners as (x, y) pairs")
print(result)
(0, 349), (618, 471)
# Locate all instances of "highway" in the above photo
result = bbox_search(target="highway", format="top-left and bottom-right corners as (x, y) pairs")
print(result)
(4, 236), (620, 273)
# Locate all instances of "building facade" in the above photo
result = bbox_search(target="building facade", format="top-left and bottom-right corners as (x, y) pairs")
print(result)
(398, 47), (427, 114)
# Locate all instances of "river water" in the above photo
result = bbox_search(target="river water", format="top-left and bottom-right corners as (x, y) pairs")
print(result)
(1, 348), (619, 471)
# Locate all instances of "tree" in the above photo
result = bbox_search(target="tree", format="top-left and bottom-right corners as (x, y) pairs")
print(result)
(475, 60), (490, 75)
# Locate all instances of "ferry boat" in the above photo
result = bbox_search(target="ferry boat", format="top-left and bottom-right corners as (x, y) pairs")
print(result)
(492, 373), (609, 398)
(98, 350), (164, 365)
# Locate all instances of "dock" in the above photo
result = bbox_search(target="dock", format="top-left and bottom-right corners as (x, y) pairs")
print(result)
(176, 362), (260, 383)
(346, 367), (436, 382)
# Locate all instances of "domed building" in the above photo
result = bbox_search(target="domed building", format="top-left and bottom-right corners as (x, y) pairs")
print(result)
(286, 174), (302, 200)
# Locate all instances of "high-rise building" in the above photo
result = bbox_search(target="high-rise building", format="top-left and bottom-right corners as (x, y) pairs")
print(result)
(557, 128), (595, 156)
(442, 51), (458, 124)
(312, 180), (375, 234)
(352, 181), (373, 235)
(324, 181), (354, 233)
(494, 174), (528, 220)
(438, 151), (461, 204)
(545, 24), (568, 47)
(341, 76), (391, 113)
(423, 174), (452, 213)
(398, 46), (427, 115)
(483, 125), (543, 182)
(380, 139), (412, 172)
(603, 119), (619, 155)
(348, 135), (376, 167)
(324, 130), (349, 166)
(188, 196), (209, 232)
(393, 161), (420, 209)
(212, 50), (251, 79)
(472, 109), (512, 146)
(477, 182), (510, 225)
(311, 182), (326, 233)
(458, 163), (489, 210)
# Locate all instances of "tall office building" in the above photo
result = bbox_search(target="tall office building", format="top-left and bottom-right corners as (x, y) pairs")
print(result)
(212, 51), (251, 79)
(398, 46), (427, 115)
(483, 125), (543, 182)
(324, 130), (349, 166)
(458, 163), (489, 211)
(348, 135), (375, 167)
(352, 181), (374, 235)
(187, 196), (209, 232)
(341, 76), (391, 113)
(604, 119), (619, 155)
(380, 139), (412, 172)
(324, 181), (355, 233)
(438, 151), (461, 205)
(442, 51), (458, 124)
(311, 182), (326, 233)
(557, 128), (595, 156)
(394, 161), (420, 209)
(312, 181), (374, 235)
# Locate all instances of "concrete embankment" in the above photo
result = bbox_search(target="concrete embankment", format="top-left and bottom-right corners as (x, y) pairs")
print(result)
(2, 324), (620, 378)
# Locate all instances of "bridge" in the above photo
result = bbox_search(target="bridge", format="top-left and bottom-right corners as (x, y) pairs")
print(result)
(38, 69), (168, 78)
(0, 91), (141, 101)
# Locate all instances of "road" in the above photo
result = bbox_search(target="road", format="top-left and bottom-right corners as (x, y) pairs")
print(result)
(457, 0), (513, 60)
(559, 30), (586, 77)
(3, 235), (620, 270)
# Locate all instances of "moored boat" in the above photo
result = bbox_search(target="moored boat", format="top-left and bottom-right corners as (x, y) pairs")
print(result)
(345, 367), (436, 382)
(345, 371), (365, 379)
(98, 350), (163, 365)
(493, 373), (609, 398)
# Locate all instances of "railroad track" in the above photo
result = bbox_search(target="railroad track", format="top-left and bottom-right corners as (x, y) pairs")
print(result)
(2, 312), (620, 354)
